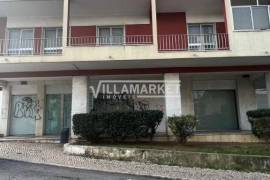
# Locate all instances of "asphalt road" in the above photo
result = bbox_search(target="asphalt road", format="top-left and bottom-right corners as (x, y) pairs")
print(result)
(0, 159), (168, 180)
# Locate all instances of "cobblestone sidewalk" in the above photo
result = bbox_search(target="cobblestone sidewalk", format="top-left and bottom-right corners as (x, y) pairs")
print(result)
(0, 142), (269, 180)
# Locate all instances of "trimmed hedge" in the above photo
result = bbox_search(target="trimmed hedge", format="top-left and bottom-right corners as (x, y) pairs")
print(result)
(73, 110), (163, 143)
(247, 109), (270, 142)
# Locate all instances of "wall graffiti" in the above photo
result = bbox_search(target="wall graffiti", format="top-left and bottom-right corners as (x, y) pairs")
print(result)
(13, 96), (42, 120)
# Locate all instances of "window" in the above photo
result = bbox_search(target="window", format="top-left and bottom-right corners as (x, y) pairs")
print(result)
(97, 26), (124, 45)
(8, 29), (34, 55)
(44, 28), (62, 54)
(188, 24), (216, 51)
(232, 0), (270, 30)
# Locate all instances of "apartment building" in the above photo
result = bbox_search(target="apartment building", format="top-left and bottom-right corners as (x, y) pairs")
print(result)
(0, 0), (269, 142)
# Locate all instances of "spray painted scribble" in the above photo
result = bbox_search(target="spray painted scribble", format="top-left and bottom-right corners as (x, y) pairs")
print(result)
(13, 96), (41, 120)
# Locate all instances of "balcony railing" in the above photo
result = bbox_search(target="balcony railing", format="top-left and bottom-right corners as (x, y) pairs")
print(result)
(0, 38), (62, 56)
(158, 34), (229, 51)
(69, 35), (153, 47)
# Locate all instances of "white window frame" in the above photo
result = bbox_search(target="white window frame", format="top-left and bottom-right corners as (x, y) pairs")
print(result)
(97, 26), (125, 45)
(43, 27), (63, 53)
(187, 23), (217, 51)
(7, 28), (34, 55)
(232, 1), (270, 31)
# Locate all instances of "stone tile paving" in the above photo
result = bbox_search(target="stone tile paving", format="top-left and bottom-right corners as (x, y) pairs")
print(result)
(0, 142), (269, 180)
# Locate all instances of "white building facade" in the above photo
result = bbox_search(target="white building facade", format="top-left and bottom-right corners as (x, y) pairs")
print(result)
(0, 0), (269, 142)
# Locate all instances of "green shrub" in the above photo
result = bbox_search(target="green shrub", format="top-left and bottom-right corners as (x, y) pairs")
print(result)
(247, 109), (270, 142)
(73, 110), (163, 143)
(168, 115), (197, 143)
(73, 113), (106, 143)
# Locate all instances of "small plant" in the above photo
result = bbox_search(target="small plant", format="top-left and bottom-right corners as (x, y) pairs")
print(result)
(168, 115), (197, 143)
(247, 109), (270, 143)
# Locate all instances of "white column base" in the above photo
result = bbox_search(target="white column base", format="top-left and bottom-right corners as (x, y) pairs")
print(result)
(164, 73), (182, 117)
(0, 84), (10, 136)
(71, 76), (89, 138)
(237, 77), (256, 131)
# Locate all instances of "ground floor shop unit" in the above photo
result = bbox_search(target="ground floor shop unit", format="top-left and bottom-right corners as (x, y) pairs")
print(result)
(0, 67), (269, 142)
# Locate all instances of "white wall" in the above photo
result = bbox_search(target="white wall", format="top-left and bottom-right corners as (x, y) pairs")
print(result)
(70, 16), (150, 26)
(7, 17), (62, 28)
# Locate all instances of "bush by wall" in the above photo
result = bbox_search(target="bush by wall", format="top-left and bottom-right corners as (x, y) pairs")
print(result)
(168, 115), (197, 143)
(247, 109), (270, 142)
(73, 110), (163, 143)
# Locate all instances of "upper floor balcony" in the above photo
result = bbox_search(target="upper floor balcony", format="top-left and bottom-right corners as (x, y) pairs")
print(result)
(0, 0), (269, 63)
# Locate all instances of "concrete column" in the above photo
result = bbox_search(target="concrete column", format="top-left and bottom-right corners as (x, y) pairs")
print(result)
(237, 77), (257, 131)
(265, 73), (270, 108)
(181, 77), (194, 115)
(62, 0), (70, 47)
(164, 73), (182, 117)
(223, 0), (233, 48)
(71, 76), (89, 138)
(151, 0), (158, 49)
(0, 83), (10, 136)
(35, 81), (45, 137)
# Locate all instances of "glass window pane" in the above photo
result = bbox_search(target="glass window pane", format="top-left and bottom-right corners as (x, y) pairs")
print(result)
(20, 30), (33, 54)
(112, 28), (124, 44)
(45, 29), (56, 40)
(193, 90), (239, 131)
(188, 25), (200, 35)
(99, 28), (110, 44)
(233, 7), (253, 30)
(9, 29), (20, 39)
(45, 29), (57, 49)
(201, 25), (214, 34)
(231, 0), (257, 6)
(8, 30), (20, 54)
(56, 29), (63, 48)
(202, 25), (216, 50)
(45, 95), (62, 135)
(188, 25), (201, 50)
(252, 6), (270, 29)
(21, 30), (33, 40)
(259, 0), (270, 5)
(57, 29), (63, 38)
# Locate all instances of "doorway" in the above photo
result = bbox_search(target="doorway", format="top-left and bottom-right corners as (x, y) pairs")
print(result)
(10, 95), (38, 136)
(45, 94), (71, 135)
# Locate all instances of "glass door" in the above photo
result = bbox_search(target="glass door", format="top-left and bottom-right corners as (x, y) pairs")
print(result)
(45, 95), (61, 135)
(63, 94), (72, 129)
(45, 94), (72, 135)
(188, 24), (216, 50)
(201, 25), (216, 50)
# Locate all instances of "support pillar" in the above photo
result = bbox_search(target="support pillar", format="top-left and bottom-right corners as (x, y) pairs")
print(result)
(181, 77), (194, 115)
(62, 0), (70, 47)
(164, 73), (182, 117)
(265, 73), (270, 108)
(71, 76), (89, 138)
(237, 77), (256, 131)
(0, 82), (10, 136)
(223, 0), (233, 49)
(35, 81), (45, 137)
(151, 0), (158, 50)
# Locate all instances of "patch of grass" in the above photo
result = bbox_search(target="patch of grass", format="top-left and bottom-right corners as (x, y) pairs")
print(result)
(74, 141), (270, 156)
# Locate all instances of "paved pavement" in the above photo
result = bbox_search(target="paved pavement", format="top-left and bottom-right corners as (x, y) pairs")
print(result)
(0, 159), (162, 180)
(0, 142), (269, 180)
